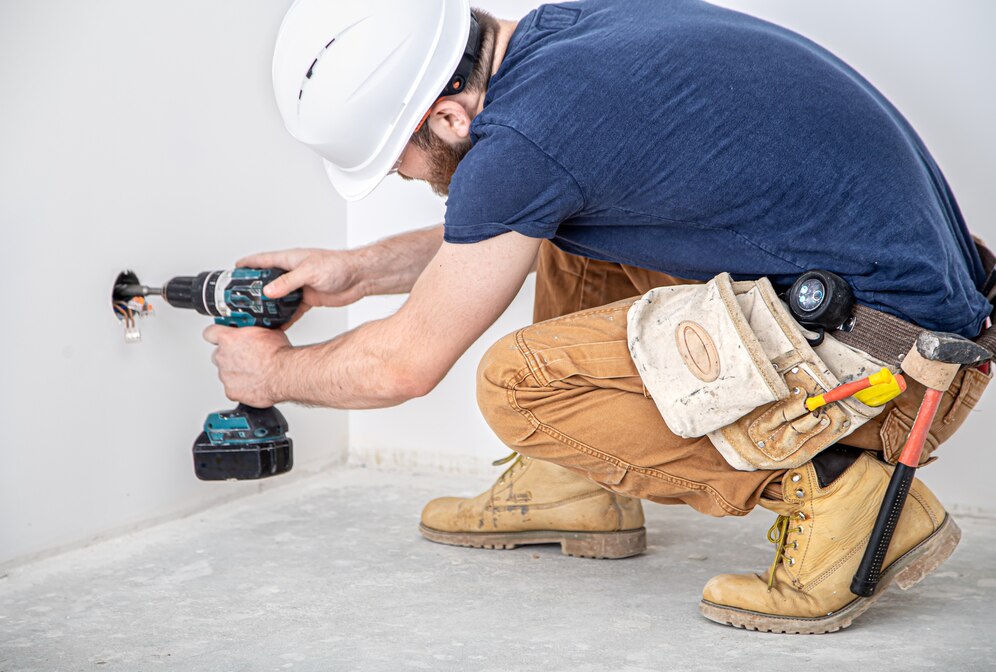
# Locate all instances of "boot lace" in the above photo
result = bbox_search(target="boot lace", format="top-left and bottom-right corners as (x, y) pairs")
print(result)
(765, 513), (802, 590)
(491, 452), (524, 483)
(492, 452), (520, 467)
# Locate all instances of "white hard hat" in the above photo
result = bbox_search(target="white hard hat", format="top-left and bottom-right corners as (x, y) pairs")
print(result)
(272, 0), (477, 201)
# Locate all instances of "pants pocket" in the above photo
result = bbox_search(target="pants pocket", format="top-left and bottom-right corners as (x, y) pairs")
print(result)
(941, 366), (991, 428)
(880, 407), (939, 466)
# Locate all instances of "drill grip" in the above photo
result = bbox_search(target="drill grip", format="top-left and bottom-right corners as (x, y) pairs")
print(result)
(216, 268), (302, 329)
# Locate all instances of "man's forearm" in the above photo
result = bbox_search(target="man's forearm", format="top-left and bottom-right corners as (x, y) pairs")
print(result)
(271, 319), (427, 410)
(246, 233), (542, 411)
(352, 224), (444, 297)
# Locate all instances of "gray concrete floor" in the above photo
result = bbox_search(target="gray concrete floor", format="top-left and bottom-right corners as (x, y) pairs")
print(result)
(2, 467), (995, 672)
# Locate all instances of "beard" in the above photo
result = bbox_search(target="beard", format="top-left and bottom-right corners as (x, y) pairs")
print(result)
(403, 129), (473, 198)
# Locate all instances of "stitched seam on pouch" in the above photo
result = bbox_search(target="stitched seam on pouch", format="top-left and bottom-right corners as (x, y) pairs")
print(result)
(760, 278), (825, 368)
(501, 367), (749, 516)
(723, 428), (764, 472)
(796, 416), (843, 457)
(716, 276), (784, 399)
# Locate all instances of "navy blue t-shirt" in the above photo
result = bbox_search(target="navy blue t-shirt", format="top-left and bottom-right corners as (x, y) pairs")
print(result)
(444, 0), (991, 337)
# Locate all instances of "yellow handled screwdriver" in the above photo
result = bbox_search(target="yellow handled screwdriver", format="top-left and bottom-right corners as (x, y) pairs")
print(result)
(805, 368), (907, 412)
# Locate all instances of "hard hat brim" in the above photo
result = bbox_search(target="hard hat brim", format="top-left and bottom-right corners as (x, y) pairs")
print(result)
(323, 158), (393, 202)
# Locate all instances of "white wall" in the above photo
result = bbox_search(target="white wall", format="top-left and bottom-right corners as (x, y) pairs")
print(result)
(347, 1), (996, 511)
(0, 0), (350, 569)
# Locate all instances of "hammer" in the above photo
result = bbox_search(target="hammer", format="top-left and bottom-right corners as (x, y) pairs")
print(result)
(851, 331), (991, 597)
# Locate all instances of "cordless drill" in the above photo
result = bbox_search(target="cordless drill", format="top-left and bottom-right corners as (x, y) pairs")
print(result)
(115, 269), (303, 481)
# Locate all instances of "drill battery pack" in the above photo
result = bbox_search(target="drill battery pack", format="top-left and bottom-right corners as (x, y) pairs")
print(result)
(193, 405), (293, 481)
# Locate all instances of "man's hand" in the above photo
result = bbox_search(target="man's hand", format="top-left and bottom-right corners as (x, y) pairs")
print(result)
(203, 326), (293, 408)
(238, 226), (446, 329)
(237, 249), (363, 329)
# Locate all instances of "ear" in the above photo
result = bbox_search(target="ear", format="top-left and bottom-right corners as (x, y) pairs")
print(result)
(426, 98), (474, 144)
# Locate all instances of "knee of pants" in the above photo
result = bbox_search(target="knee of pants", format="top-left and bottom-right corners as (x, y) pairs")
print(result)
(476, 329), (540, 454)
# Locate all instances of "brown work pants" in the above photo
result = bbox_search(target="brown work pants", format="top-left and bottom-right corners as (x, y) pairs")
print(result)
(476, 242), (991, 517)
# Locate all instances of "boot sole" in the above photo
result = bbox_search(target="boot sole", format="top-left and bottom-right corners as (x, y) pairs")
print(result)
(699, 514), (961, 634)
(418, 524), (647, 559)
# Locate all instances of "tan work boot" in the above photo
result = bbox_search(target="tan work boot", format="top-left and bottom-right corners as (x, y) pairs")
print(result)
(419, 455), (646, 559)
(700, 452), (959, 634)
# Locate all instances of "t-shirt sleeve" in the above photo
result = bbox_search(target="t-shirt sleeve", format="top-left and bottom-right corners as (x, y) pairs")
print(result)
(443, 124), (585, 244)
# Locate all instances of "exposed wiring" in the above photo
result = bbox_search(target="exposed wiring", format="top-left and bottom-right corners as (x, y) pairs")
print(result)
(113, 296), (154, 342)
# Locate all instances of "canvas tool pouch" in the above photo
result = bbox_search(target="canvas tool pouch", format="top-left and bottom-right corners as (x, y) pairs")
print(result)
(627, 273), (887, 471)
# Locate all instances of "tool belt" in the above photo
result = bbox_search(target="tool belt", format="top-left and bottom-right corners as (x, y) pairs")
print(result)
(627, 237), (995, 472)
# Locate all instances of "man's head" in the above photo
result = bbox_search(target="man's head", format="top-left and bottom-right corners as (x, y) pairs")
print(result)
(399, 9), (501, 197)
(272, 0), (508, 201)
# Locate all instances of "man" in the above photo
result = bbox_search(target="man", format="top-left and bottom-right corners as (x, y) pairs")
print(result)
(205, 0), (993, 633)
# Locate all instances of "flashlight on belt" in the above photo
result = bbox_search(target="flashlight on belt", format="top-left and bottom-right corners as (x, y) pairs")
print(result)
(787, 270), (855, 346)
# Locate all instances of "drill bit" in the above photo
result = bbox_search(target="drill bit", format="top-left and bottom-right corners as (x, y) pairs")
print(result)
(114, 284), (163, 300)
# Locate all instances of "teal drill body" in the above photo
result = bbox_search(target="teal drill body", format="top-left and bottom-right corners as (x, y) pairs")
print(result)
(120, 268), (303, 481)
(159, 268), (302, 330)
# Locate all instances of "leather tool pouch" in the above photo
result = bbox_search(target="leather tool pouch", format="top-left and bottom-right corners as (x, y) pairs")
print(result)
(628, 273), (887, 471)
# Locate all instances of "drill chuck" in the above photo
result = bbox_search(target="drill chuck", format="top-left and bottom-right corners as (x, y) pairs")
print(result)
(161, 274), (204, 312)
(161, 272), (222, 316)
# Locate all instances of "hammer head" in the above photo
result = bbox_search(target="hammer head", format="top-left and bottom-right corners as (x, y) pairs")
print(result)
(902, 331), (991, 391)
(916, 331), (991, 366)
